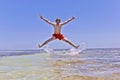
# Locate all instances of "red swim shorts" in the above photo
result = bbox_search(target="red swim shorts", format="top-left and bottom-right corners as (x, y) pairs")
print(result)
(52, 33), (64, 40)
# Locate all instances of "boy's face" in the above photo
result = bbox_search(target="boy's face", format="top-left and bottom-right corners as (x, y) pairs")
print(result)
(56, 20), (60, 24)
(55, 18), (60, 24)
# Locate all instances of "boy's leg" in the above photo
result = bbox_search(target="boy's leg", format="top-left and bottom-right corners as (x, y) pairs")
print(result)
(39, 37), (55, 48)
(62, 38), (80, 49)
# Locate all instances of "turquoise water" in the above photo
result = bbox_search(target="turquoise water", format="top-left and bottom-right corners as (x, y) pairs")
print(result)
(0, 48), (120, 80)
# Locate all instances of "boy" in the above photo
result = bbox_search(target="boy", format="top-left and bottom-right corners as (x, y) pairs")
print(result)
(39, 16), (80, 49)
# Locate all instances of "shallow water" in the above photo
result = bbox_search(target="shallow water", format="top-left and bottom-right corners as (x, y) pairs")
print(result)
(0, 48), (120, 80)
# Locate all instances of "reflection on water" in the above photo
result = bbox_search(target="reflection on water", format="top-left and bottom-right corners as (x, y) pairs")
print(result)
(0, 48), (120, 80)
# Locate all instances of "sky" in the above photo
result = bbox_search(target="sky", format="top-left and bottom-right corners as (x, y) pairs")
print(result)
(0, 0), (120, 50)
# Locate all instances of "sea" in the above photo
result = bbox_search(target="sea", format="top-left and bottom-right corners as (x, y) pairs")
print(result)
(0, 48), (120, 80)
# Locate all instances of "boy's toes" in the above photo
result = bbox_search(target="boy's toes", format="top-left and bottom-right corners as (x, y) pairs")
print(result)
(76, 44), (80, 49)
(38, 44), (41, 48)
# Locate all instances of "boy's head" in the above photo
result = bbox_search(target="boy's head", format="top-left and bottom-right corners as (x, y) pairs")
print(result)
(55, 18), (61, 24)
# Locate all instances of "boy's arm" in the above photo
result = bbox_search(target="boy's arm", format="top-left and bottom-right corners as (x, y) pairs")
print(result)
(61, 16), (75, 25)
(40, 16), (54, 25)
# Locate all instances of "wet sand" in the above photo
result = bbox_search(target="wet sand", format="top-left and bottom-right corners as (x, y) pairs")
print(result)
(0, 49), (120, 80)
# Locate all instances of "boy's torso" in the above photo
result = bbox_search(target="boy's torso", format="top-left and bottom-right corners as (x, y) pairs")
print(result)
(53, 24), (62, 34)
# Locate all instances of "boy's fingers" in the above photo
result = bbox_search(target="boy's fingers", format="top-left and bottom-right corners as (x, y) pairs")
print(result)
(40, 16), (43, 19)
(72, 17), (75, 19)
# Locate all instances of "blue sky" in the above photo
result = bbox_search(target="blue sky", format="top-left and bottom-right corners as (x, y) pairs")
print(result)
(0, 0), (120, 50)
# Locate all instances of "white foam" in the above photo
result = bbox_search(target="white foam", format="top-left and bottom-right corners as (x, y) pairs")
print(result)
(43, 47), (54, 53)
(64, 48), (83, 55)
(64, 42), (86, 55)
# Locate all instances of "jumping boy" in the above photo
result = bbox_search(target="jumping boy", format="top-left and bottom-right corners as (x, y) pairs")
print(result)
(39, 16), (80, 49)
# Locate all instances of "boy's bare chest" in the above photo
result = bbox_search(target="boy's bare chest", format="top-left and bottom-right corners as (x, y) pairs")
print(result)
(54, 24), (62, 29)
(54, 24), (62, 27)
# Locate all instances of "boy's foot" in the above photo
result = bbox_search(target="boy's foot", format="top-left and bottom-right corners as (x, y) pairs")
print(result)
(75, 44), (80, 49)
(38, 44), (41, 48)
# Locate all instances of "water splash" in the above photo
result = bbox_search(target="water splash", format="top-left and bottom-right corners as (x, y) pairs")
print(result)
(43, 47), (54, 54)
(64, 48), (82, 55)
(65, 42), (86, 55)
(43, 42), (87, 55)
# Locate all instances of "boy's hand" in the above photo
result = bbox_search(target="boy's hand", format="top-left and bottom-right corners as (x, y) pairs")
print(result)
(72, 16), (75, 19)
(40, 16), (43, 19)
